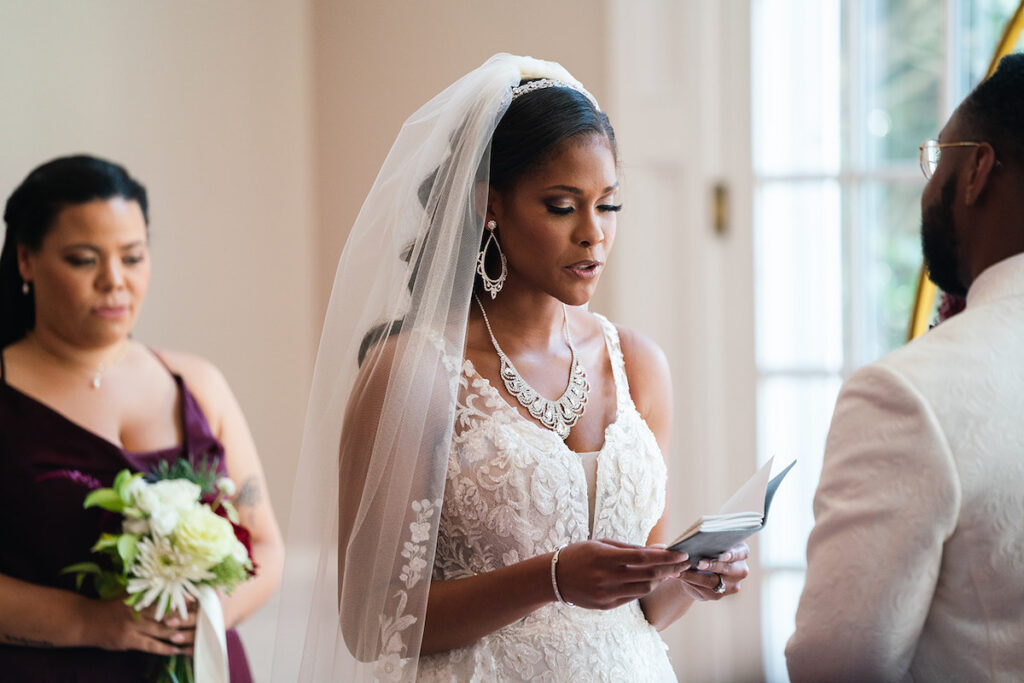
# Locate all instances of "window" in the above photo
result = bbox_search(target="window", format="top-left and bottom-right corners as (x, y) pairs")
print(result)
(751, 1), (1022, 679)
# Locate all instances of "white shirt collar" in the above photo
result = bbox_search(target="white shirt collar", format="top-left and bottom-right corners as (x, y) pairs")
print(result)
(966, 252), (1024, 309)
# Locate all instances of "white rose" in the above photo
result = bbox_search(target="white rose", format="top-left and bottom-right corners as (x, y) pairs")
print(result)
(150, 479), (202, 513)
(149, 507), (180, 536)
(134, 487), (160, 515)
(126, 477), (148, 500)
(174, 507), (237, 568)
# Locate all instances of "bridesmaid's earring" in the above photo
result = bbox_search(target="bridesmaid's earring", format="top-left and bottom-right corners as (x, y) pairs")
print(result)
(21, 280), (30, 295)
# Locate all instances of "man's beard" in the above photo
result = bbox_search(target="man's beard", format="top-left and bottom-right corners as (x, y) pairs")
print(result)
(921, 173), (968, 297)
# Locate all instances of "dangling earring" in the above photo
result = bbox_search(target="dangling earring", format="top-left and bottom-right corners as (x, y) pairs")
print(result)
(477, 219), (507, 299)
(21, 280), (30, 295)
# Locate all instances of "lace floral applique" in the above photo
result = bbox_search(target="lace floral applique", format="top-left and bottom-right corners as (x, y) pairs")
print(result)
(376, 498), (441, 681)
(420, 314), (676, 681)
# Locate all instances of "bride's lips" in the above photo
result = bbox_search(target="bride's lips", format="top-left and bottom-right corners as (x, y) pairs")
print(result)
(92, 305), (130, 319)
(565, 260), (603, 280)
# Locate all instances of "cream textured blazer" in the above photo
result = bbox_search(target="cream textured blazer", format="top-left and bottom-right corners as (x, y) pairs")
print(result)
(786, 252), (1024, 682)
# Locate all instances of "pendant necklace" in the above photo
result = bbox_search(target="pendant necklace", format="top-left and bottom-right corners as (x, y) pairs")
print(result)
(474, 294), (589, 440)
(31, 335), (128, 390)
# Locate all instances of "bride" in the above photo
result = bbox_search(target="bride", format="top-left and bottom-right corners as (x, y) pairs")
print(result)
(274, 53), (749, 682)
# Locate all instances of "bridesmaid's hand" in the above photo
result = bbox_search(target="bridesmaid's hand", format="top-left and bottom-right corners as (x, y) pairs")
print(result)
(554, 539), (690, 610)
(677, 543), (749, 601)
(85, 598), (197, 655)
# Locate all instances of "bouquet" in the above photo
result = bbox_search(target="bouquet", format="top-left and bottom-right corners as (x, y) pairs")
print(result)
(63, 459), (255, 683)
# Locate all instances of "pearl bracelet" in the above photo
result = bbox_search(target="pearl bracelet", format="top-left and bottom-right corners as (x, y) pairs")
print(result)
(551, 544), (574, 606)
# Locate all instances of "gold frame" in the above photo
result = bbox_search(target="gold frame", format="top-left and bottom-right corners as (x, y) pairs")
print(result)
(907, 2), (1024, 340)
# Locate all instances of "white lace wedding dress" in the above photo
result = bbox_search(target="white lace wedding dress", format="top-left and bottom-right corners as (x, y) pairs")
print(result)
(418, 314), (676, 682)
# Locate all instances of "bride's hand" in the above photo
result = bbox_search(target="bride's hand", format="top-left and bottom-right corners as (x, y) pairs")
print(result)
(677, 543), (749, 601)
(554, 539), (690, 610)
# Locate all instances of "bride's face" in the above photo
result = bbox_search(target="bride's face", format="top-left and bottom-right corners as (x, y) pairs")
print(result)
(489, 133), (619, 306)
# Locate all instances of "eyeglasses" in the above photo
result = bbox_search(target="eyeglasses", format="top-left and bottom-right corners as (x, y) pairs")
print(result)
(917, 140), (984, 179)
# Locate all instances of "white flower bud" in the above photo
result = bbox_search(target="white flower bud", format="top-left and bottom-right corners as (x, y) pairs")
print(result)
(216, 477), (237, 497)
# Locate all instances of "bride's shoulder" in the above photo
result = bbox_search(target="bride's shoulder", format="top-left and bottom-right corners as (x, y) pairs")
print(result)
(582, 313), (672, 417)
(580, 312), (669, 374)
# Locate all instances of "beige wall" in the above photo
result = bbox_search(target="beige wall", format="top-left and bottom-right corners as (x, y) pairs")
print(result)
(311, 0), (609, 320)
(0, 1), (315, 528)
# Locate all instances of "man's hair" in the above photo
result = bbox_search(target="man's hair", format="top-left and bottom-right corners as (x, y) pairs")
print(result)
(960, 53), (1024, 173)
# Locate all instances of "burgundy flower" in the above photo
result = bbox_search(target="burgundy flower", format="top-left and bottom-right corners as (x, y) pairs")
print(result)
(935, 292), (967, 325)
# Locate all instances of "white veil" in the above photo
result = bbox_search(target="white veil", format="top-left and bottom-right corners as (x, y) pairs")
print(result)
(271, 54), (594, 682)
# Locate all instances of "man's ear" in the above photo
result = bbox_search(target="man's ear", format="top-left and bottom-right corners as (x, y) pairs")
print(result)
(964, 142), (998, 206)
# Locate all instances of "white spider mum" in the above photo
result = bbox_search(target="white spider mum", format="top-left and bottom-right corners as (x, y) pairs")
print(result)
(127, 534), (215, 620)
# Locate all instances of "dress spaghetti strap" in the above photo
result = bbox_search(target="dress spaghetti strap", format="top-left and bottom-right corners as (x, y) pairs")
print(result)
(142, 346), (194, 457)
(145, 346), (176, 377)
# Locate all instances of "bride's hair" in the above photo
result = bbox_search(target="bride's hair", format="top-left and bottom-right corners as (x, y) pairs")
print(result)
(0, 155), (148, 348)
(358, 81), (616, 364)
(489, 79), (616, 191)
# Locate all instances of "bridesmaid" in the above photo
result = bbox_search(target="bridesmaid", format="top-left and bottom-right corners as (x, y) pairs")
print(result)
(0, 155), (284, 681)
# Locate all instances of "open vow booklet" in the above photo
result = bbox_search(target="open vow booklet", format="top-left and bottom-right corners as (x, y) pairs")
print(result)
(667, 457), (796, 561)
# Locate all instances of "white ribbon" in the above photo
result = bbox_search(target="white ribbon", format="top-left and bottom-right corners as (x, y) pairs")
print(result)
(194, 585), (229, 683)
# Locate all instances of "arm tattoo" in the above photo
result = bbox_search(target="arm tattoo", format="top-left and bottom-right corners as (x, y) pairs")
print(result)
(3, 633), (55, 648)
(235, 476), (262, 507)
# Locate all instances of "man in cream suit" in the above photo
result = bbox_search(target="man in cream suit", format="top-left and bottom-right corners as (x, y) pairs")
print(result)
(787, 54), (1024, 682)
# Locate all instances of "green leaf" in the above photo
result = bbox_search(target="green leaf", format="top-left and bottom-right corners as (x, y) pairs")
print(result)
(91, 534), (120, 553)
(117, 534), (139, 570)
(61, 561), (102, 591)
(124, 591), (143, 606)
(208, 556), (250, 592)
(60, 561), (102, 576)
(95, 571), (127, 600)
(112, 469), (132, 499)
(83, 488), (124, 513)
(182, 654), (195, 683)
(114, 470), (144, 503)
(150, 456), (220, 495)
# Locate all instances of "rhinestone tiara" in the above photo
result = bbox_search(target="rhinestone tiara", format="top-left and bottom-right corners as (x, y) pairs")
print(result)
(510, 78), (599, 108)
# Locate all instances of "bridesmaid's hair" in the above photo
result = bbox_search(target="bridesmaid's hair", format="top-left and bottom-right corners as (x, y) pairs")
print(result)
(0, 155), (148, 348)
(359, 83), (617, 365)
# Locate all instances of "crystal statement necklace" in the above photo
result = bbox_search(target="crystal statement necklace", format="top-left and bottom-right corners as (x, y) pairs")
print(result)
(474, 294), (589, 440)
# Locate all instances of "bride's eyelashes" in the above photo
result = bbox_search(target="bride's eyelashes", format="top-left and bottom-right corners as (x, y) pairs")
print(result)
(544, 203), (623, 215)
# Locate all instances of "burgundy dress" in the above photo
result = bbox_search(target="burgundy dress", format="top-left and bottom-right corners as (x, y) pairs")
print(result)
(0, 349), (253, 682)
